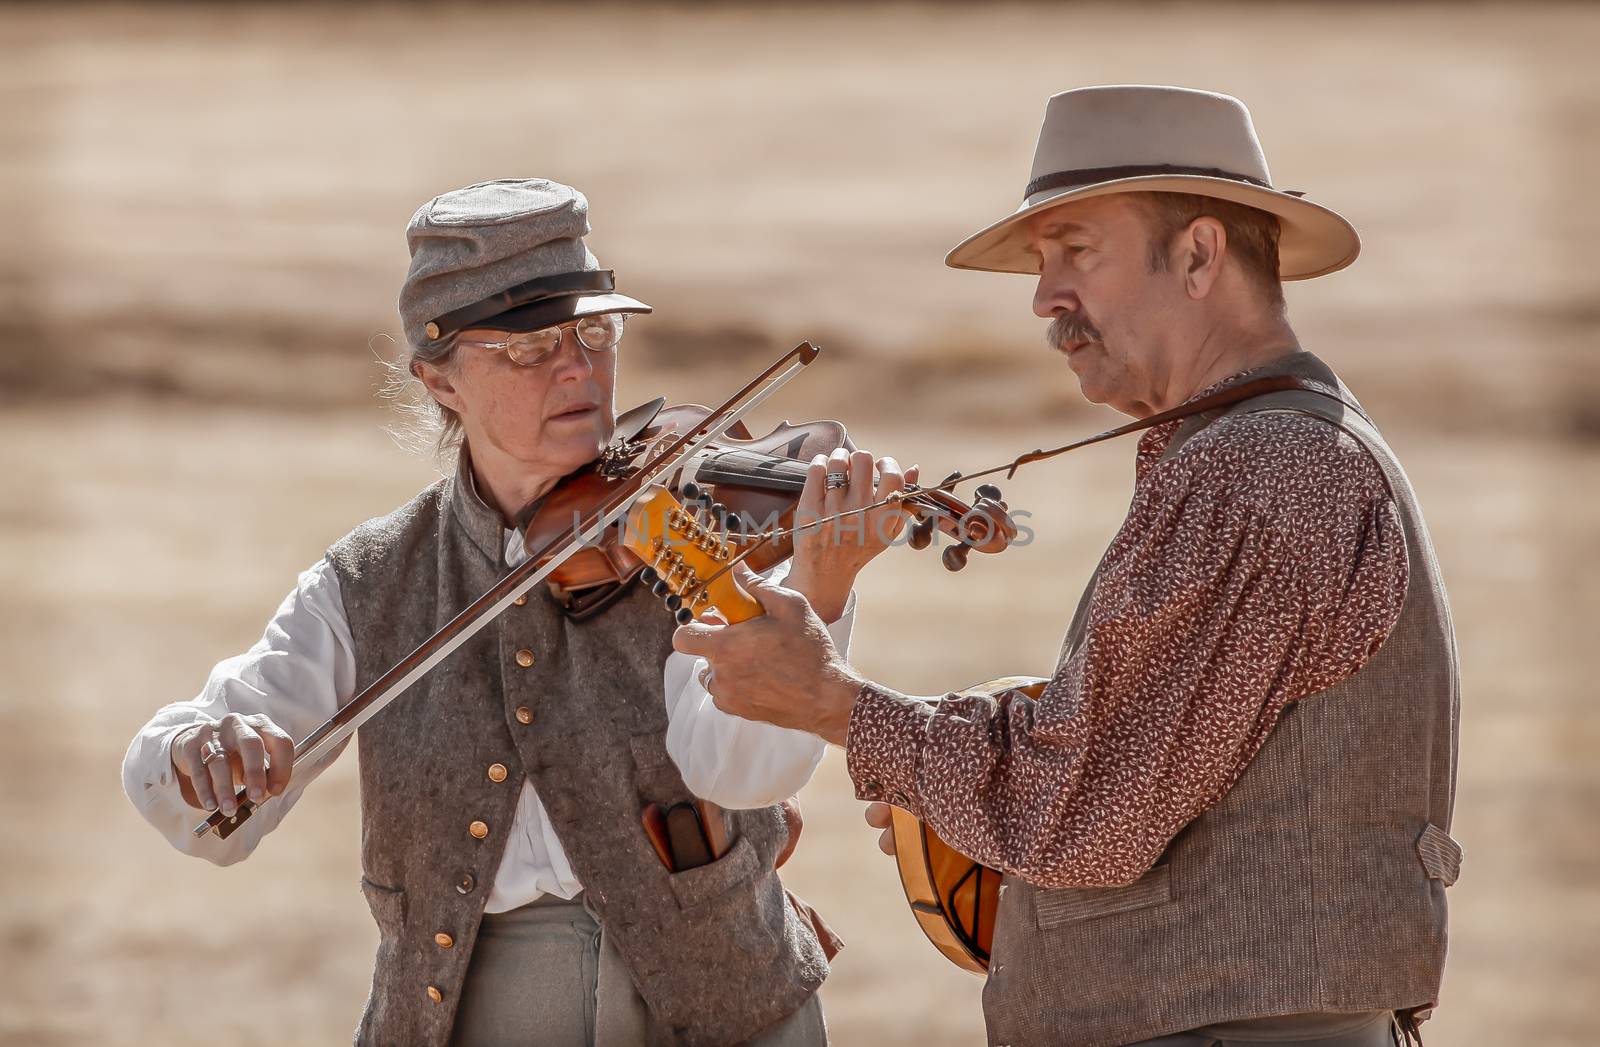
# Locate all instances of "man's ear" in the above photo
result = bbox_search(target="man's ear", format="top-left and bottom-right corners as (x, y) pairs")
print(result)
(1181, 216), (1227, 300)
(414, 358), (464, 413)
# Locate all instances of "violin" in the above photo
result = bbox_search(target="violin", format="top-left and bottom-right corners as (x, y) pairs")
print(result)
(526, 397), (1021, 618)
(190, 342), (1016, 840)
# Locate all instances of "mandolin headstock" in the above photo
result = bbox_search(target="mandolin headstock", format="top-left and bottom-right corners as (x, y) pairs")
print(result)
(622, 486), (765, 625)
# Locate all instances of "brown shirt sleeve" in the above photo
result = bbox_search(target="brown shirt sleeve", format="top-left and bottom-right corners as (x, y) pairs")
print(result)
(846, 410), (1409, 888)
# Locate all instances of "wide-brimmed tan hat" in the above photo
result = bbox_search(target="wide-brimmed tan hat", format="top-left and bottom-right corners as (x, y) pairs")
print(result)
(946, 85), (1360, 280)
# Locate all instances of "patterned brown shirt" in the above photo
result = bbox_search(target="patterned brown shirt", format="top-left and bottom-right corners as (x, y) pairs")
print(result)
(846, 372), (1410, 888)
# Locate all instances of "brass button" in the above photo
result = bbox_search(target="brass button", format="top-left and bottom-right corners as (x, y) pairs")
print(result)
(426, 985), (443, 1003)
(469, 820), (489, 840)
(424, 322), (441, 340)
(515, 706), (533, 725)
(513, 595), (527, 606)
(515, 649), (535, 668)
(434, 932), (454, 949)
(487, 763), (508, 783)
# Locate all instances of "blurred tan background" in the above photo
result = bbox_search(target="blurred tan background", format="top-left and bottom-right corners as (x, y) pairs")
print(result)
(3, 2), (1597, 1044)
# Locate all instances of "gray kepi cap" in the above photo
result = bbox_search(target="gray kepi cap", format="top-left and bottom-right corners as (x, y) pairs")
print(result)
(398, 178), (651, 352)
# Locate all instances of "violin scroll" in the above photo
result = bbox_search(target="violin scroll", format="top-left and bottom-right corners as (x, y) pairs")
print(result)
(901, 481), (1017, 571)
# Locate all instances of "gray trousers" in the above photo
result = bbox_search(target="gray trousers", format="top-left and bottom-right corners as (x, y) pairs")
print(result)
(1120, 1010), (1397, 1047)
(448, 893), (827, 1047)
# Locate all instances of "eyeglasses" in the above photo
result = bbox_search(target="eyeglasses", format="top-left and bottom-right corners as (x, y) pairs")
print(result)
(456, 312), (626, 367)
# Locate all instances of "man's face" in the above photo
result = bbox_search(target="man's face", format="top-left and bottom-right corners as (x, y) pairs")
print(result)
(445, 318), (619, 478)
(1027, 194), (1186, 417)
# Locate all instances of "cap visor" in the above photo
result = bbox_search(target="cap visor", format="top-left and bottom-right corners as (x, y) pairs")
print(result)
(469, 292), (653, 333)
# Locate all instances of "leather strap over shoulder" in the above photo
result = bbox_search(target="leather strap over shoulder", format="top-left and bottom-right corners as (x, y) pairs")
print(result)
(1004, 371), (1342, 479)
(1160, 376), (1362, 463)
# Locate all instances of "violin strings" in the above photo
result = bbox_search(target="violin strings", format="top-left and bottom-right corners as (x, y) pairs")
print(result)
(695, 487), (925, 593)
(691, 452), (1049, 595)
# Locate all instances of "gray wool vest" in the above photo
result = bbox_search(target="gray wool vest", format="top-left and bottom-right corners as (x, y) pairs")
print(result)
(981, 353), (1462, 1047)
(324, 454), (826, 1047)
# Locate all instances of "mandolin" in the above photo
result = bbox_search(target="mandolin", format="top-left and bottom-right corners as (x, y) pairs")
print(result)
(886, 676), (1046, 975)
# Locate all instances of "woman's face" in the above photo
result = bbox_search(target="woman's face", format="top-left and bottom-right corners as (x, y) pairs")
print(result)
(420, 316), (621, 481)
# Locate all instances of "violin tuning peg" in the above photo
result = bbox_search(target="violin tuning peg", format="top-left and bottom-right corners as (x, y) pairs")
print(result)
(722, 512), (746, 536)
(682, 481), (704, 503)
(907, 515), (935, 551)
(639, 566), (659, 586)
(665, 593), (683, 612)
(674, 607), (694, 625)
(975, 483), (1003, 502)
(651, 578), (670, 597)
(709, 502), (728, 522)
(941, 543), (971, 573)
(941, 470), (963, 488)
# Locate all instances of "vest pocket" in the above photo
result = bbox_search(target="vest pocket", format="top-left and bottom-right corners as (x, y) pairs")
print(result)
(357, 878), (406, 1045)
(1416, 823), (1462, 885)
(1033, 863), (1173, 928)
(666, 835), (761, 911)
(360, 876), (408, 936)
(630, 732), (688, 804)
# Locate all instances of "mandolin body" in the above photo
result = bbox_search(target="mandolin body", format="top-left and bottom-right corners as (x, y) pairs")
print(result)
(887, 676), (1049, 975)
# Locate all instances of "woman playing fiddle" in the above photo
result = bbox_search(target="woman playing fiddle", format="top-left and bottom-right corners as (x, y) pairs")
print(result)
(120, 178), (910, 1047)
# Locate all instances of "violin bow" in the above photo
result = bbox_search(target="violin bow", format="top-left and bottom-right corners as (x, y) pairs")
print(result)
(193, 342), (821, 840)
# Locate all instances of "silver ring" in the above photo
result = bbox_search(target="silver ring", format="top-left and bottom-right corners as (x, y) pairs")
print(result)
(201, 737), (227, 767)
(824, 472), (849, 490)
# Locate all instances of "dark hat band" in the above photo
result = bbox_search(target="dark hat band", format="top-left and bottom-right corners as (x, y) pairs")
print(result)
(1024, 163), (1283, 200)
(426, 269), (616, 340)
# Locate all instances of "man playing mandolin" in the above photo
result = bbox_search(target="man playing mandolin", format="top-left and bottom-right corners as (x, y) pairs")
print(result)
(122, 178), (913, 1046)
(680, 86), (1461, 1047)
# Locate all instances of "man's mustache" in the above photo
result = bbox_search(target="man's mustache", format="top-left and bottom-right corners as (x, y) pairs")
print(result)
(1046, 313), (1103, 353)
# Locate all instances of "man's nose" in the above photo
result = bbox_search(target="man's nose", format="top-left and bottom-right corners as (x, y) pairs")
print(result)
(1033, 248), (1086, 318)
(1033, 270), (1076, 319)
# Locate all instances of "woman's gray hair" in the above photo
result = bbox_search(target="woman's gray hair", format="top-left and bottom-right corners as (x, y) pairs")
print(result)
(376, 333), (464, 461)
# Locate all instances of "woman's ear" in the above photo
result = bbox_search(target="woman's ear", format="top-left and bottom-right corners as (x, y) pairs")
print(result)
(413, 358), (465, 413)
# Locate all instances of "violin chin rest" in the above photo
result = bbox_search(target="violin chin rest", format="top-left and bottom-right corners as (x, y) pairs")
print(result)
(613, 396), (667, 445)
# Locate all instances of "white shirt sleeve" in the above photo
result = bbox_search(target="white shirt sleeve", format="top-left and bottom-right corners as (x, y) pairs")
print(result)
(120, 558), (356, 866)
(661, 560), (846, 809)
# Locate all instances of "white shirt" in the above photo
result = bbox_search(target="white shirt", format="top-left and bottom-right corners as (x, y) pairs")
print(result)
(121, 526), (844, 912)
